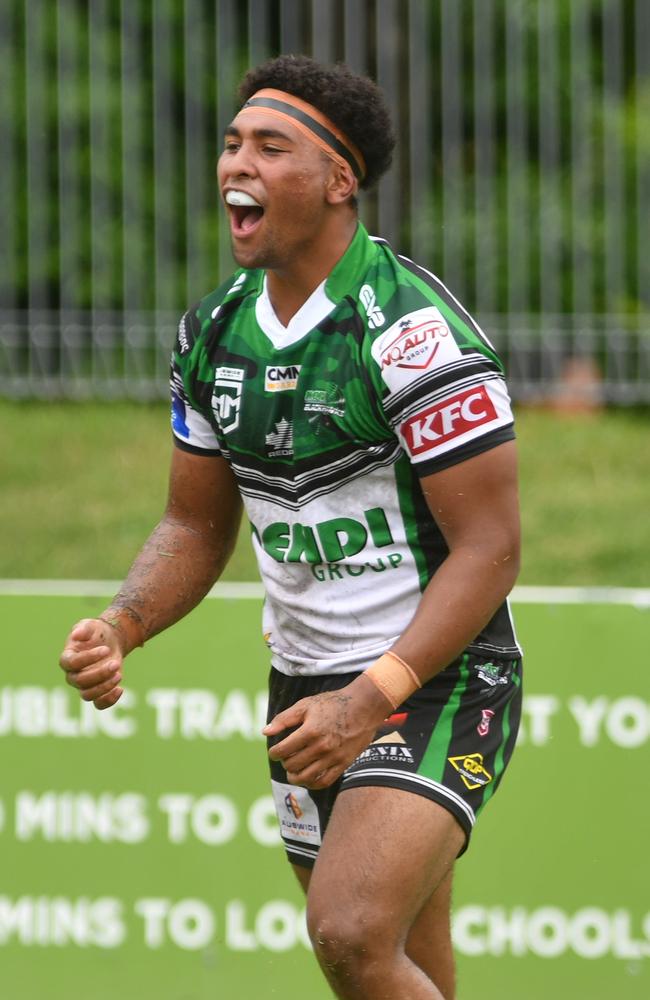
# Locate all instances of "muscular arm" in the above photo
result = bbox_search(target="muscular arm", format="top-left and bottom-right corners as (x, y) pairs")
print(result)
(266, 440), (521, 787)
(59, 448), (242, 707)
(105, 448), (243, 649)
(390, 439), (520, 680)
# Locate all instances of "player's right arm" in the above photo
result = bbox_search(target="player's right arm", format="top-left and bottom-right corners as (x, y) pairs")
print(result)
(58, 448), (242, 710)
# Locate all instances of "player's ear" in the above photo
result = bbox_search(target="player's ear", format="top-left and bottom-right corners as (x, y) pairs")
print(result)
(324, 162), (357, 205)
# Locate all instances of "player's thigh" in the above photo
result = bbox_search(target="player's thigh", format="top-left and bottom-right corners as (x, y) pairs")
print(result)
(306, 785), (464, 949)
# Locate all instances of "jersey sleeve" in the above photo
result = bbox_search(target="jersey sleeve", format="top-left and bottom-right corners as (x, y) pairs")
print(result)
(369, 304), (515, 476)
(170, 311), (221, 456)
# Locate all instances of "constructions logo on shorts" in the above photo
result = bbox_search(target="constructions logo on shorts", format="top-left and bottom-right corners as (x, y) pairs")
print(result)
(354, 745), (415, 765)
(353, 729), (415, 766)
(448, 752), (493, 790)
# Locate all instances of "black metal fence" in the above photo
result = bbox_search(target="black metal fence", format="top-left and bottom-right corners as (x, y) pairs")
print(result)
(1, 0), (648, 402)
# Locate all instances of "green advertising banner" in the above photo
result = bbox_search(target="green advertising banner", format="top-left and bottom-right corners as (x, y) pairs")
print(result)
(1, 589), (648, 999)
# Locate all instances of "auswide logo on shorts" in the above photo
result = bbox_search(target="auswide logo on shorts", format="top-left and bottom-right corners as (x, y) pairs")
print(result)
(270, 780), (322, 846)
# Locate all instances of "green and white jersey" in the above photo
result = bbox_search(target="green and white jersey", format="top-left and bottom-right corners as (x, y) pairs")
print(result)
(170, 223), (521, 676)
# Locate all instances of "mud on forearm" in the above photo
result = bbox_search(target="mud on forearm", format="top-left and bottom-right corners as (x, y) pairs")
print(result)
(103, 513), (239, 652)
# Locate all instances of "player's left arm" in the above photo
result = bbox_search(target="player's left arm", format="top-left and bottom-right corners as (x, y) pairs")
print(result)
(266, 439), (520, 788)
(389, 438), (520, 674)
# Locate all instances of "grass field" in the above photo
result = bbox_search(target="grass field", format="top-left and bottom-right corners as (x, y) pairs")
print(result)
(1, 399), (649, 585)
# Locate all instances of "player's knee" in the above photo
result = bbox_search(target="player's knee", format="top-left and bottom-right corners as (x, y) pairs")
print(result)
(307, 898), (394, 978)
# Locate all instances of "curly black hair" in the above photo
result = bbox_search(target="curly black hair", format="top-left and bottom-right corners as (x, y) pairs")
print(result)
(238, 55), (395, 191)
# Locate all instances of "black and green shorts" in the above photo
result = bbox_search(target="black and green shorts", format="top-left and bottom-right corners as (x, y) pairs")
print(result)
(267, 652), (522, 868)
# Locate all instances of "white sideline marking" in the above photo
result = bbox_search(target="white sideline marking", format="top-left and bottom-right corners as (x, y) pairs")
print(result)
(0, 579), (265, 599)
(513, 585), (650, 609)
(0, 580), (649, 607)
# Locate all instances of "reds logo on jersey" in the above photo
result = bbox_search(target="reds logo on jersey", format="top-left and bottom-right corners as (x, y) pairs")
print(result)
(401, 385), (498, 456)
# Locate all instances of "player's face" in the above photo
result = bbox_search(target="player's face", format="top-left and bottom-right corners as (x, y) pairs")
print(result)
(217, 112), (334, 271)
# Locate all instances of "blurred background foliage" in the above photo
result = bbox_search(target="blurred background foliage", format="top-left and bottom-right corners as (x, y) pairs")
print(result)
(1, 1), (649, 586)
(1, 0), (647, 318)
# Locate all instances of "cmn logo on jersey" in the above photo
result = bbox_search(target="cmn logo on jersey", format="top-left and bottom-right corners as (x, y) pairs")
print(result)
(265, 365), (301, 392)
(401, 385), (498, 457)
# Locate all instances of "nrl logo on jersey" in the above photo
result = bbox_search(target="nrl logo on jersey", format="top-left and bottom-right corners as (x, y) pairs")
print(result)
(211, 366), (245, 433)
(378, 306), (459, 371)
(359, 284), (386, 329)
(266, 417), (293, 457)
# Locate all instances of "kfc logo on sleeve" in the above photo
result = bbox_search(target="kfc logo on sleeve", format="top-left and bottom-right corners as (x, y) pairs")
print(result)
(401, 385), (498, 456)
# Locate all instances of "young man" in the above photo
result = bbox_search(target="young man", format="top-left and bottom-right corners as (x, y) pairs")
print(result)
(59, 56), (522, 1000)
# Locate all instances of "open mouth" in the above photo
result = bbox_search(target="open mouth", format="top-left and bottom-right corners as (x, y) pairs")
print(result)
(225, 190), (265, 236)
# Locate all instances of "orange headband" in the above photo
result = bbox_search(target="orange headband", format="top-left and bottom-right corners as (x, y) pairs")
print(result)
(238, 88), (366, 182)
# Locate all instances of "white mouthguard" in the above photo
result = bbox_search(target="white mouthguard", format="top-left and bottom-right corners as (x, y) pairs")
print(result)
(225, 191), (262, 207)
